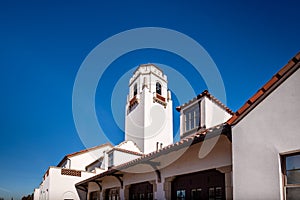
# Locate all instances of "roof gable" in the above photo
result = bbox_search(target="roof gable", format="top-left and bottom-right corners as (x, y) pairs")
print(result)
(227, 52), (300, 125)
(57, 143), (112, 167)
(176, 90), (234, 115)
(107, 140), (143, 156)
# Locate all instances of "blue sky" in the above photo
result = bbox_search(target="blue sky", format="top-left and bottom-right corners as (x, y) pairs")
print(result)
(0, 0), (299, 199)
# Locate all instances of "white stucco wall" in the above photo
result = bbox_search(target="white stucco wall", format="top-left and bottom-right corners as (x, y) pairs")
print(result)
(232, 68), (300, 200)
(143, 89), (173, 154)
(69, 145), (111, 171)
(205, 97), (232, 129)
(33, 188), (40, 200)
(47, 167), (96, 200)
(112, 150), (141, 167)
(125, 92), (145, 151)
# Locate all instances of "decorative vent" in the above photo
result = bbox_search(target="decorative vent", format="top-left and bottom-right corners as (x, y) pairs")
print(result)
(61, 168), (81, 177)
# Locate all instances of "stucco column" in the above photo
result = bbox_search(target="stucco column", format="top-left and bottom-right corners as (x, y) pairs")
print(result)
(163, 177), (176, 200)
(102, 189), (106, 200)
(148, 180), (160, 200)
(124, 185), (130, 200)
(99, 191), (103, 200)
(155, 182), (164, 200)
(217, 165), (233, 200)
(120, 188), (125, 200)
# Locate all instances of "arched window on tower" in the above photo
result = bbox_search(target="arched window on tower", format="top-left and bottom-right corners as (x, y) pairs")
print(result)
(133, 83), (137, 96)
(156, 82), (161, 95)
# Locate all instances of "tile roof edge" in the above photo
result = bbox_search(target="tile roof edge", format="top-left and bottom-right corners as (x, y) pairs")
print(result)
(227, 51), (300, 126)
(66, 143), (113, 157)
(57, 143), (112, 167)
(112, 147), (144, 156)
(176, 90), (234, 115)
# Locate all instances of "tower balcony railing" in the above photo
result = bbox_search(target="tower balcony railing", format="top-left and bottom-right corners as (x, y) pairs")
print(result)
(128, 95), (139, 113)
(153, 92), (167, 108)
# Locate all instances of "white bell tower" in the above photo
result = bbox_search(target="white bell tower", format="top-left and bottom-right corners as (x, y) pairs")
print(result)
(125, 64), (173, 154)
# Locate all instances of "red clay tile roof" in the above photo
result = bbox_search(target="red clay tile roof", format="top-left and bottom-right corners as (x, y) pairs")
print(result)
(57, 143), (112, 167)
(227, 52), (300, 125)
(75, 123), (231, 186)
(111, 147), (144, 156)
(176, 90), (234, 115)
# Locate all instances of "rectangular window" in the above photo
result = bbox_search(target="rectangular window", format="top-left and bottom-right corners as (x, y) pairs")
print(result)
(282, 152), (300, 200)
(191, 188), (202, 200)
(108, 152), (114, 167)
(184, 103), (200, 133)
(176, 190), (186, 200)
(208, 187), (215, 200)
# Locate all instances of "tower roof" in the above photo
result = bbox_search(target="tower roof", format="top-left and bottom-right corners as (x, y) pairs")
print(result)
(129, 63), (167, 85)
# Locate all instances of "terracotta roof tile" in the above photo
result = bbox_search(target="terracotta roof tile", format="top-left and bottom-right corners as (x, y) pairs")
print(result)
(278, 60), (296, 77)
(262, 76), (279, 91)
(236, 103), (250, 116)
(227, 51), (300, 125)
(227, 115), (238, 125)
(249, 89), (264, 104)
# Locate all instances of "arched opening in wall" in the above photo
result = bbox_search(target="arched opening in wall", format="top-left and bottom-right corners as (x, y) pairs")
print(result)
(105, 187), (120, 200)
(89, 191), (100, 200)
(171, 169), (225, 200)
(63, 191), (76, 200)
(134, 83), (138, 96)
(156, 82), (161, 95)
(129, 181), (153, 200)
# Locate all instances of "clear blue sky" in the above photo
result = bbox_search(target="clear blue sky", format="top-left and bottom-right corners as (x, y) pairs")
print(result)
(0, 0), (299, 199)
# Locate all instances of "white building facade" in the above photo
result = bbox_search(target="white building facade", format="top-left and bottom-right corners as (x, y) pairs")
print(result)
(34, 143), (113, 200)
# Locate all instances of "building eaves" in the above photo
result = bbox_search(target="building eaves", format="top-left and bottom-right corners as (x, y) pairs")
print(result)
(227, 52), (300, 126)
(75, 123), (231, 187)
(176, 90), (234, 115)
